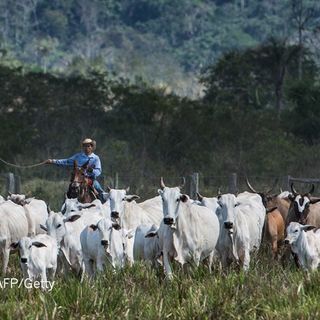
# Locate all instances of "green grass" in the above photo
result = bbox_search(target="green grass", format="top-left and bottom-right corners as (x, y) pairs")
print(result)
(1, 254), (320, 319)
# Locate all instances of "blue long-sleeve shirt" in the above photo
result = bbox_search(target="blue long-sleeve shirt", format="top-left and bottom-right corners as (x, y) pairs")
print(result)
(53, 152), (102, 179)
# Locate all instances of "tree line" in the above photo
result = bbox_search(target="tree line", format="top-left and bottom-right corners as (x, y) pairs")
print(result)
(1, 38), (320, 194)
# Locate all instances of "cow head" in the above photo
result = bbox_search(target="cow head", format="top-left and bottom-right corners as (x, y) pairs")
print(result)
(103, 187), (139, 220)
(7, 193), (27, 206)
(90, 218), (121, 253)
(43, 211), (81, 248)
(245, 177), (278, 209)
(288, 183), (319, 223)
(61, 196), (97, 217)
(284, 222), (316, 245)
(11, 237), (47, 264)
(217, 194), (240, 233)
(197, 192), (221, 214)
(158, 177), (188, 226)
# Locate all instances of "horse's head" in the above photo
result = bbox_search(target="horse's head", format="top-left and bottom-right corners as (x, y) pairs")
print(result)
(68, 160), (87, 198)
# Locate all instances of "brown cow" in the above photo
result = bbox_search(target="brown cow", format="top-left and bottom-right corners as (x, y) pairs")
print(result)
(265, 207), (285, 259)
(246, 179), (288, 259)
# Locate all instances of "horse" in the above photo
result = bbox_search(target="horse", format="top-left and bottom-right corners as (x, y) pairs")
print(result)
(67, 160), (97, 203)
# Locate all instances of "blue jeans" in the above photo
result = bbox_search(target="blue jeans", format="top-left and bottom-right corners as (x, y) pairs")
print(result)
(93, 180), (106, 203)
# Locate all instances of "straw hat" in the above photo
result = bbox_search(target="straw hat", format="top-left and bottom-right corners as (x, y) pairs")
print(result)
(81, 138), (96, 150)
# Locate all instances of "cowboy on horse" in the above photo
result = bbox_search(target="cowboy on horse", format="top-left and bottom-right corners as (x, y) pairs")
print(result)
(45, 138), (106, 203)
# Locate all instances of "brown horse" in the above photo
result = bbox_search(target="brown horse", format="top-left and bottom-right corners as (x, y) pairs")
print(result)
(67, 160), (97, 203)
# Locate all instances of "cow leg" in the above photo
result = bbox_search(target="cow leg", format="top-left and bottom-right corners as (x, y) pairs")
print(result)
(40, 270), (48, 291)
(2, 247), (10, 276)
(242, 249), (250, 271)
(83, 258), (94, 277)
(48, 263), (57, 280)
(207, 252), (214, 273)
(292, 251), (301, 268)
(271, 235), (278, 260)
(96, 257), (105, 273)
(310, 257), (319, 271)
(163, 250), (173, 279)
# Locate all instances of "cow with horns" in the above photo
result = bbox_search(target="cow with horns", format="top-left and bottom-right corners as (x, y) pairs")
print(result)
(158, 178), (220, 279)
(286, 183), (320, 227)
(245, 178), (288, 259)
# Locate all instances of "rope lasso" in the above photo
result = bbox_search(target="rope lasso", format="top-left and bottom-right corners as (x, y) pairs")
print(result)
(0, 158), (47, 168)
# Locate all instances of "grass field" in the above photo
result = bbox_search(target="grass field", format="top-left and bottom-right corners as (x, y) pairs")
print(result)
(0, 250), (320, 320)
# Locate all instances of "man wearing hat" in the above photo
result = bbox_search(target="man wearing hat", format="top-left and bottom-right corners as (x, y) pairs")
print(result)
(45, 138), (106, 203)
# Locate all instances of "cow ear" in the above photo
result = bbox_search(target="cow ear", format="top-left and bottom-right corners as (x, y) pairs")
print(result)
(10, 242), (19, 249)
(310, 197), (320, 204)
(32, 242), (47, 248)
(180, 194), (189, 203)
(25, 197), (34, 204)
(124, 195), (140, 202)
(61, 203), (66, 215)
(40, 224), (48, 232)
(301, 225), (316, 232)
(124, 228), (134, 239)
(288, 194), (295, 201)
(90, 224), (98, 231)
(64, 214), (81, 223)
(266, 206), (277, 214)
(112, 223), (121, 230)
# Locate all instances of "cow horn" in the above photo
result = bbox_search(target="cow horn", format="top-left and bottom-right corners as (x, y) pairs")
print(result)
(160, 177), (166, 190)
(290, 183), (298, 196)
(106, 185), (111, 192)
(246, 177), (258, 193)
(196, 192), (203, 201)
(308, 184), (315, 195)
(265, 178), (279, 194)
(217, 188), (222, 196)
(179, 177), (186, 190)
(125, 186), (130, 193)
(8, 191), (12, 196)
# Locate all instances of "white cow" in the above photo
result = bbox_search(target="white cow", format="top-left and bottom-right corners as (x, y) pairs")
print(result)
(0, 200), (29, 274)
(11, 234), (58, 290)
(61, 197), (108, 218)
(133, 224), (160, 266)
(42, 209), (103, 275)
(81, 218), (125, 276)
(138, 196), (163, 222)
(285, 222), (320, 271)
(217, 192), (265, 270)
(158, 179), (220, 279)
(104, 188), (163, 264)
(196, 193), (225, 259)
(7, 193), (48, 236)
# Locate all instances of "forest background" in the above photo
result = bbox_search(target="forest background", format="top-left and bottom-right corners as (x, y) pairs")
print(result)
(1, 0), (320, 204)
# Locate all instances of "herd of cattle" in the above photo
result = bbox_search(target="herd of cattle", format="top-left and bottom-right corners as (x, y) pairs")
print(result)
(1, 178), (320, 289)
